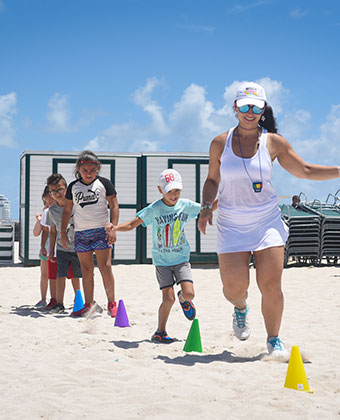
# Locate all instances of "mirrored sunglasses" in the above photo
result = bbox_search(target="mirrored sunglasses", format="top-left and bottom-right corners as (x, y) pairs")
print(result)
(238, 104), (264, 115)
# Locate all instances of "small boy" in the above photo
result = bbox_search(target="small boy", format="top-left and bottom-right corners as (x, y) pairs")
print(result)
(46, 174), (82, 313)
(107, 169), (212, 343)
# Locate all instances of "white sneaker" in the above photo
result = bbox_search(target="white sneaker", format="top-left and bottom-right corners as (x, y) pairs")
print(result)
(232, 304), (250, 341)
(267, 336), (290, 361)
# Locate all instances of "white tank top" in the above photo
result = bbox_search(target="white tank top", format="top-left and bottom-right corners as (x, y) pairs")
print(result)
(218, 126), (279, 226)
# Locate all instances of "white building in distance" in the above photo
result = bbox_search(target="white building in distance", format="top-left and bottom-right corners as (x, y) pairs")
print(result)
(0, 194), (10, 220)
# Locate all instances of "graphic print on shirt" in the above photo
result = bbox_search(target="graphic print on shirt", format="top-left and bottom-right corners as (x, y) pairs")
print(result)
(155, 211), (188, 252)
(75, 188), (100, 208)
(173, 218), (181, 246)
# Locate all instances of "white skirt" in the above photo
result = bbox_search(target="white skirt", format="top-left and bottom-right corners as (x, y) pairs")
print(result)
(216, 204), (289, 254)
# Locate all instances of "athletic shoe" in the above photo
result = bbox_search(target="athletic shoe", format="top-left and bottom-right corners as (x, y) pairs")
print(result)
(151, 331), (174, 344)
(50, 303), (65, 314)
(72, 303), (91, 317)
(232, 304), (250, 341)
(267, 336), (290, 361)
(177, 291), (196, 321)
(107, 301), (117, 317)
(43, 298), (58, 311)
(72, 301), (103, 317)
(35, 300), (47, 308)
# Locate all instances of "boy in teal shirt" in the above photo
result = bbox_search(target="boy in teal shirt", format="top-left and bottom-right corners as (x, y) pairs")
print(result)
(106, 169), (208, 343)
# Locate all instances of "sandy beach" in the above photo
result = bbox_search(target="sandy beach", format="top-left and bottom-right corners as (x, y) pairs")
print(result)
(0, 246), (340, 420)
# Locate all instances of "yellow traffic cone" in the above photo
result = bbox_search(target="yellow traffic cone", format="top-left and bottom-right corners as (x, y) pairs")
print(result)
(284, 346), (312, 392)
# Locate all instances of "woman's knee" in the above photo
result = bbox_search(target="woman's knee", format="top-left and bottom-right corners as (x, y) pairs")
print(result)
(259, 280), (283, 298)
(222, 284), (248, 302)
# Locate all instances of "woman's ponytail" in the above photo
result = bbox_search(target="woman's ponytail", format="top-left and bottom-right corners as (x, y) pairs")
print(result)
(259, 105), (278, 133)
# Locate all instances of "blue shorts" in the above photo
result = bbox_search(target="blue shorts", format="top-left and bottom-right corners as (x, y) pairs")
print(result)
(74, 227), (111, 253)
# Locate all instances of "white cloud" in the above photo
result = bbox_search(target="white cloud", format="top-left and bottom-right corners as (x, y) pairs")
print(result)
(257, 77), (288, 114)
(320, 104), (340, 141)
(290, 8), (308, 18)
(272, 103), (340, 202)
(222, 77), (288, 114)
(0, 1), (5, 14)
(228, 1), (270, 14)
(46, 93), (71, 132)
(132, 78), (169, 136)
(279, 104), (340, 166)
(168, 83), (231, 150)
(85, 77), (291, 153)
(319, 104), (340, 163)
(0, 92), (17, 147)
(83, 77), (340, 203)
(279, 109), (311, 141)
(46, 93), (101, 133)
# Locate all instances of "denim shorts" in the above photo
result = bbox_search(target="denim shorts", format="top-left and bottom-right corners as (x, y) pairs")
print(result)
(56, 249), (82, 278)
(155, 262), (193, 290)
(74, 227), (111, 253)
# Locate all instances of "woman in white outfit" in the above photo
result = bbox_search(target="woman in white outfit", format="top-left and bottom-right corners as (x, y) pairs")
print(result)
(198, 82), (340, 360)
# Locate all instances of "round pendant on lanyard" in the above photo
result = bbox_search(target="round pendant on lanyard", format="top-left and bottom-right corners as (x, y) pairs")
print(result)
(236, 127), (263, 193)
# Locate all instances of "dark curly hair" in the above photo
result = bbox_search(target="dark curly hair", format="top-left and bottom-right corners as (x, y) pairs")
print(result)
(46, 173), (67, 188)
(258, 104), (278, 133)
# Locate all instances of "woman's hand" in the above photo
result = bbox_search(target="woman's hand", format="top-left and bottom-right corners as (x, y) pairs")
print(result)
(198, 209), (213, 235)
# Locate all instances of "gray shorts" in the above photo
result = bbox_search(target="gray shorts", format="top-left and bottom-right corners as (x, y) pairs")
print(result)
(155, 262), (193, 290)
(56, 249), (82, 278)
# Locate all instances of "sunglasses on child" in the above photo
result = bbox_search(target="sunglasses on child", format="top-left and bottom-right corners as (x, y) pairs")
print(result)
(238, 104), (264, 115)
(49, 187), (66, 195)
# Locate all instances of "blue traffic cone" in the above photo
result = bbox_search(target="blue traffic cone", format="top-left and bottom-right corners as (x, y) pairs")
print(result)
(72, 289), (84, 313)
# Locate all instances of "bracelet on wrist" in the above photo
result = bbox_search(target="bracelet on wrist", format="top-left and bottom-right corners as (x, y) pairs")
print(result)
(201, 201), (212, 211)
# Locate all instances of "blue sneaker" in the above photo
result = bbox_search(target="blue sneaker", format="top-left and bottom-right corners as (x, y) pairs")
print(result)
(267, 336), (289, 361)
(233, 304), (250, 341)
(177, 291), (196, 321)
(35, 300), (47, 308)
(151, 331), (174, 344)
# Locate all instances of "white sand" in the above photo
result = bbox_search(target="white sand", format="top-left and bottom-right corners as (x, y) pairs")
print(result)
(0, 247), (340, 419)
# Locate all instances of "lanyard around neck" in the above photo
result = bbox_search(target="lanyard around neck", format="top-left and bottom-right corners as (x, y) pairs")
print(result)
(236, 127), (263, 193)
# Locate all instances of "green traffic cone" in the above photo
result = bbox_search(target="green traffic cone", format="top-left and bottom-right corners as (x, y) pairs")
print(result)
(183, 318), (202, 353)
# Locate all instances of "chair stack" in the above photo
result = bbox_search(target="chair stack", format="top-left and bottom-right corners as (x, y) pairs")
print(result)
(302, 202), (340, 262)
(280, 204), (321, 266)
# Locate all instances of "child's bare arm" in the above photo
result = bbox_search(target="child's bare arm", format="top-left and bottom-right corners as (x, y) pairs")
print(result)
(105, 195), (119, 245)
(106, 217), (144, 233)
(60, 199), (73, 248)
(40, 226), (49, 257)
(107, 194), (119, 225)
(33, 214), (43, 237)
(49, 226), (57, 262)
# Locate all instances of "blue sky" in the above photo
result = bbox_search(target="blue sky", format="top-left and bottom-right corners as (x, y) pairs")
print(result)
(1, 0), (340, 218)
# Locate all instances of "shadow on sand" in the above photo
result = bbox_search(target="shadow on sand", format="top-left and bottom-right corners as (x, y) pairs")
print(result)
(156, 350), (266, 366)
(10, 304), (71, 319)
